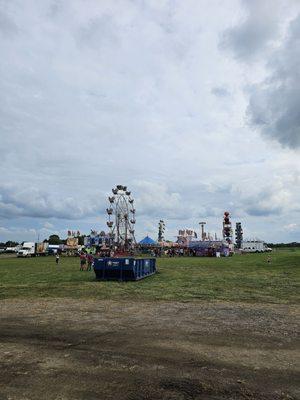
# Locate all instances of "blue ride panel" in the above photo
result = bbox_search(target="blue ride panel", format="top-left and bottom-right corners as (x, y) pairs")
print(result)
(93, 257), (156, 281)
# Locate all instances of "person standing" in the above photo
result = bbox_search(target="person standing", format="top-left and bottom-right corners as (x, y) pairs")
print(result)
(87, 254), (93, 271)
(80, 253), (86, 271)
(55, 253), (60, 265)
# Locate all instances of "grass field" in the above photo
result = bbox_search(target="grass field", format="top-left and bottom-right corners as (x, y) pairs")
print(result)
(0, 248), (299, 303)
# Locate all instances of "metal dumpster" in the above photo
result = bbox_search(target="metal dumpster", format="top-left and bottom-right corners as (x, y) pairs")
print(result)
(93, 257), (156, 281)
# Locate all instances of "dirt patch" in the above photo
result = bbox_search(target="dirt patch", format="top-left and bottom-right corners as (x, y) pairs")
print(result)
(0, 299), (299, 399)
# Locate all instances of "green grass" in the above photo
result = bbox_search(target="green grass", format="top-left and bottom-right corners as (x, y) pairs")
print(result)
(0, 249), (299, 304)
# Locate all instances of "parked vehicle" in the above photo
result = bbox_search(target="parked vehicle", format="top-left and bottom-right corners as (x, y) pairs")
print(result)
(48, 245), (61, 255)
(17, 242), (50, 257)
(17, 242), (35, 257)
(5, 246), (20, 253)
(241, 240), (272, 253)
(35, 242), (49, 256)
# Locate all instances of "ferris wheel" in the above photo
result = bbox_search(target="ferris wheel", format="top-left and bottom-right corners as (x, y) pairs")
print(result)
(106, 185), (136, 250)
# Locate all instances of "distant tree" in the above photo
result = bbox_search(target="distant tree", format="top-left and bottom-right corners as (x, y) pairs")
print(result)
(78, 235), (86, 246)
(48, 234), (61, 245)
(5, 241), (19, 247)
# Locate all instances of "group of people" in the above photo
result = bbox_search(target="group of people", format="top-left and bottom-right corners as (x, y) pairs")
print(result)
(79, 253), (94, 271)
(149, 248), (185, 257)
(54, 251), (94, 271)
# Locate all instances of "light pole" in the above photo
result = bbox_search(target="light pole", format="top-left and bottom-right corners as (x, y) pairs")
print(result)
(199, 222), (206, 241)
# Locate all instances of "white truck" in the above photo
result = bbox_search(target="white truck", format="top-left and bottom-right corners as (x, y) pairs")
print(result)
(17, 242), (36, 257)
(17, 242), (49, 257)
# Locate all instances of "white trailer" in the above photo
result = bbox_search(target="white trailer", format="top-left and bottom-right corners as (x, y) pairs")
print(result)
(241, 240), (271, 253)
(35, 242), (49, 256)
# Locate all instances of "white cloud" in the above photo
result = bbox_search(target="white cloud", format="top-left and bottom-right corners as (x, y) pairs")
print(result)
(43, 221), (54, 229)
(284, 223), (298, 232)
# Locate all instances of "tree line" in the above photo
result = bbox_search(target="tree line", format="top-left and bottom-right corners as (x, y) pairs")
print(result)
(266, 242), (300, 248)
(0, 234), (86, 247)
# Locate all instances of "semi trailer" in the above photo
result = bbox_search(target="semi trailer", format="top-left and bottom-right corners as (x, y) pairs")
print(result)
(17, 242), (49, 257)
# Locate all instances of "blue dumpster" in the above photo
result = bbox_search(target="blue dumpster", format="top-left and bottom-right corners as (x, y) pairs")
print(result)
(93, 257), (156, 281)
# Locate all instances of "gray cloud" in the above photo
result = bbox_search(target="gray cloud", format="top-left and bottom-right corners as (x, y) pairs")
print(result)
(0, 184), (101, 220)
(220, 0), (283, 61)
(76, 15), (119, 50)
(0, 10), (18, 37)
(211, 86), (230, 97)
(245, 203), (282, 217)
(247, 14), (300, 149)
(231, 175), (300, 218)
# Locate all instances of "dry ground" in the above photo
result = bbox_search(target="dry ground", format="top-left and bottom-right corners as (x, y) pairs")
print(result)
(0, 299), (299, 400)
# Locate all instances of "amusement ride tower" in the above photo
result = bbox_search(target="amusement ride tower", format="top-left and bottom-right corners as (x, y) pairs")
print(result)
(235, 222), (243, 249)
(106, 185), (136, 252)
(222, 211), (233, 244)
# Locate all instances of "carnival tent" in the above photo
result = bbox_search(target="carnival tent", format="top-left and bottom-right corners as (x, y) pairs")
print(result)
(139, 236), (157, 245)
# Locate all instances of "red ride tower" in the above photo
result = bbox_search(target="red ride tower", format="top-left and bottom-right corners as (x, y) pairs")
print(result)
(222, 211), (233, 244)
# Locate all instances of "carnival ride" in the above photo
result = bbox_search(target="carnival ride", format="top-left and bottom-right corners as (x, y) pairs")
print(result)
(235, 222), (243, 249)
(158, 220), (165, 243)
(222, 211), (233, 244)
(93, 185), (156, 281)
(106, 185), (136, 252)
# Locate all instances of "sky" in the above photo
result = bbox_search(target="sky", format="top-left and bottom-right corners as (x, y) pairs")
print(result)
(0, 0), (300, 243)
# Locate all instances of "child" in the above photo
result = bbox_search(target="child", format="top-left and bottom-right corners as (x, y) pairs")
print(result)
(55, 253), (60, 265)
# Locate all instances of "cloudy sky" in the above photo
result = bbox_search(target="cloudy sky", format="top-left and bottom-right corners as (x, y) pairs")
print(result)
(0, 0), (300, 243)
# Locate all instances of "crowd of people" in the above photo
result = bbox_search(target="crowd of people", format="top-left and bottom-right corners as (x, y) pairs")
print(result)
(149, 247), (186, 257)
